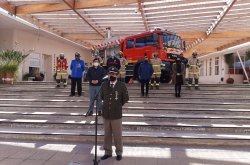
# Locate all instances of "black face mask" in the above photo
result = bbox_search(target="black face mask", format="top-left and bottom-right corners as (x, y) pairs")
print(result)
(110, 76), (117, 81)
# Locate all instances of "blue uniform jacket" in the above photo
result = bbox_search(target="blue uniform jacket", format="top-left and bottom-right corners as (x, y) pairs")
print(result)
(138, 61), (154, 80)
(70, 59), (85, 78)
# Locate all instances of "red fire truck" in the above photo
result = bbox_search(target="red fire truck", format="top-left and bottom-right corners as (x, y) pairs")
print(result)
(120, 30), (185, 82)
(93, 30), (185, 83)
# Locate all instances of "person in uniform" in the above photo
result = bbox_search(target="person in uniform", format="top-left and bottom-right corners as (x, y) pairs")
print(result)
(55, 53), (68, 87)
(187, 51), (201, 89)
(172, 57), (185, 97)
(150, 52), (162, 89)
(106, 51), (121, 70)
(119, 51), (128, 82)
(100, 66), (129, 161)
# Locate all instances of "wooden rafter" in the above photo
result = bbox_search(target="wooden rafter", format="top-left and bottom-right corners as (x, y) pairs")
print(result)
(137, 0), (149, 31)
(63, 33), (103, 40)
(15, 0), (137, 15)
(187, 0), (237, 51)
(0, 0), (16, 14)
(62, 0), (105, 38)
(217, 37), (250, 51)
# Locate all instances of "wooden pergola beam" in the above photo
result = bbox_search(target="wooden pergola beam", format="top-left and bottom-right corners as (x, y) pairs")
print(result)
(62, 0), (105, 38)
(137, 0), (149, 31)
(217, 37), (250, 51)
(15, 0), (137, 15)
(186, 0), (237, 51)
(178, 32), (206, 39)
(63, 33), (103, 40)
(0, 0), (16, 14)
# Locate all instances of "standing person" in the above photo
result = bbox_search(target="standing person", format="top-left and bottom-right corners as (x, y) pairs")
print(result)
(187, 51), (201, 89)
(180, 53), (188, 84)
(119, 51), (128, 82)
(172, 57), (185, 97)
(55, 53), (68, 87)
(100, 66), (129, 161)
(150, 52), (162, 89)
(69, 52), (85, 97)
(138, 55), (154, 97)
(106, 51), (121, 70)
(86, 58), (106, 116)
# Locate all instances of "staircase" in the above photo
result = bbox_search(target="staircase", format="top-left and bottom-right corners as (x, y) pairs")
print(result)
(0, 82), (250, 145)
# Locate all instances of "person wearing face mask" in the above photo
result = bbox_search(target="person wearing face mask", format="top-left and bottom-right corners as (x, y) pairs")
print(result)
(69, 52), (85, 97)
(172, 57), (185, 97)
(86, 58), (106, 116)
(138, 54), (154, 97)
(100, 66), (129, 161)
(55, 53), (68, 88)
(106, 51), (121, 70)
(187, 51), (201, 89)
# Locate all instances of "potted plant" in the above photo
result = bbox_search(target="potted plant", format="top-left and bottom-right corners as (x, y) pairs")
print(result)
(0, 50), (28, 84)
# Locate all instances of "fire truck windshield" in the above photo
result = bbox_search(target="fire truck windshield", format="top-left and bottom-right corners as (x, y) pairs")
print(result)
(162, 34), (182, 50)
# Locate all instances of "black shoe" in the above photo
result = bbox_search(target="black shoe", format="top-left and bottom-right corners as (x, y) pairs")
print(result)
(87, 111), (93, 116)
(177, 93), (181, 97)
(69, 94), (75, 97)
(63, 85), (67, 88)
(116, 155), (122, 161)
(98, 111), (102, 116)
(56, 85), (60, 88)
(101, 155), (112, 160)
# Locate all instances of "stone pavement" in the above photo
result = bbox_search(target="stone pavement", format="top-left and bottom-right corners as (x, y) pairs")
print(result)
(0, 140), (249, 165)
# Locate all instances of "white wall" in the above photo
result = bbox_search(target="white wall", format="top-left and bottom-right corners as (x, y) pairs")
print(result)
(198, 51), (246, 84)
(12, 29), (91, 81)
(0, 29), (13, 50)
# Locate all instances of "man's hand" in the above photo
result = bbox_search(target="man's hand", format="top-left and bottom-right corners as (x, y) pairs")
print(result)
(91, 80), (98, 84)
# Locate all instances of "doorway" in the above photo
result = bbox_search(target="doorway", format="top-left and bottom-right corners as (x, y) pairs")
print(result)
(43, 54), (53, 81)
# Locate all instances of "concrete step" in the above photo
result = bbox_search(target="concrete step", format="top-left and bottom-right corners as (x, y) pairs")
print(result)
(0, 126), (249, 146)
(1, 104), (250, 116)
(0, 111), (250, 124)
(0, 116), (249, 134)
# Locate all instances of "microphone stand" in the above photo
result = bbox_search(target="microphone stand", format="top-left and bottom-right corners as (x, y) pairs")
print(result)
(85, 79), (107, 165)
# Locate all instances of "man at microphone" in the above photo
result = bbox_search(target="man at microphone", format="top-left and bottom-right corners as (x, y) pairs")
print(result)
(100, 66), (129, 161)
(86, 58), (106, 116)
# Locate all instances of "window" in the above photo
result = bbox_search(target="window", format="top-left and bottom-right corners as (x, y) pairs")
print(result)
(162, 34), (182, 49)
(126, 39), (134, 49)
(215, 57), (219, 75)
(209, 58), (212, 76)
(200, 60), (204, 76)
(135, 34), (155, 47)
(136, 37), (145, 47)
(145, 35), (154, 46)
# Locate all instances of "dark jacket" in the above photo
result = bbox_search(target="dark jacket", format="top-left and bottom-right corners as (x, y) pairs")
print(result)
(107, 57), (121, 70)
(101, 81), (129, 120)
(86, 66), (106, 86)
(138, 61), (154, 80)
(70, 59), (85, 78)
(172, 62), (185, 85)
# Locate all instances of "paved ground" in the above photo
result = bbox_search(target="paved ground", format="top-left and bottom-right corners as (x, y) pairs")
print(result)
(0, 140), (249, 165)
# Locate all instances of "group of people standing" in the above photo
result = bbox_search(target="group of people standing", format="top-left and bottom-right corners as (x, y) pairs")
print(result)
(137, 51), (201, 98)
